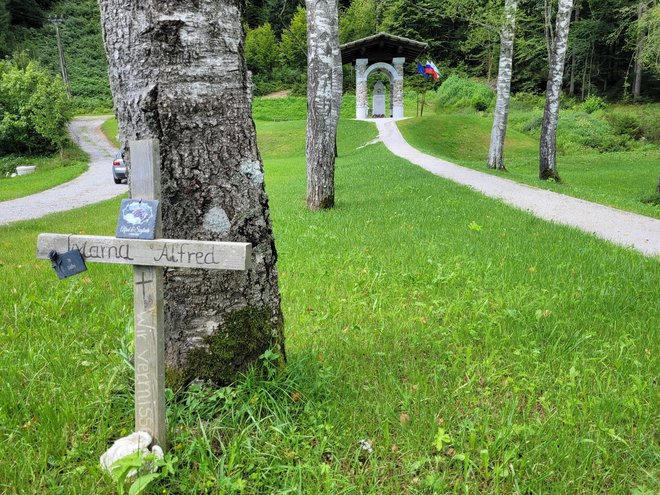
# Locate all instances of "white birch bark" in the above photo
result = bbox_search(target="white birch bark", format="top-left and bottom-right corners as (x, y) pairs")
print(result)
(539, 0), (574, 181)
(487, 0), (517, 170)
(306, 0), (342, 210)
(97, 0), (284, 386)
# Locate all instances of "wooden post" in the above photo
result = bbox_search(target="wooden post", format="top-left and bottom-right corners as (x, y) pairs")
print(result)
(129, 139), (166, 449)
(37, 139), (252, 454)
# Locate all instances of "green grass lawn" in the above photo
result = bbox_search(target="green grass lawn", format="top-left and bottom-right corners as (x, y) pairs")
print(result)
(100, 117), (120, 148)
(398, 113), (660, 219)
(0, 145), (88, 202)
(0, 117), (658, 494)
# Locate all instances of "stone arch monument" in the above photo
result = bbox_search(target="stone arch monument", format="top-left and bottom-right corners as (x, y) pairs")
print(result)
(340, 32), (427, 119)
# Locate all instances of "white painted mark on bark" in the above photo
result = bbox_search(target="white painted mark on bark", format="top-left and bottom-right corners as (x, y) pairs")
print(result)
(203, 207), (231, 235)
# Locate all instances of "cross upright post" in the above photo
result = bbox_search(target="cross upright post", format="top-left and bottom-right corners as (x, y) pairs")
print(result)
(128, 139), (166, 449)
(37, 139), (252, 453)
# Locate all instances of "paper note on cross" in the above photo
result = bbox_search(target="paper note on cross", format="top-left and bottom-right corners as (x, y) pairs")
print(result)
(37, 139), (252, 450)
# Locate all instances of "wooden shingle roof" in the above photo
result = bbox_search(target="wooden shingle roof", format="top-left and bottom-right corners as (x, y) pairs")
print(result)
(340, 32), (428, 65)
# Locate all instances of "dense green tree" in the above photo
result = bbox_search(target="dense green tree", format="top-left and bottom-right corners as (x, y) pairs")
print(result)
(0, 58), (71, 155)
(339, 0), (377, 43)
(280, 5), (307, 70)
(0, 0), (10, 56)
(246, 22), (280, 75)
(640, 3), (660, 71)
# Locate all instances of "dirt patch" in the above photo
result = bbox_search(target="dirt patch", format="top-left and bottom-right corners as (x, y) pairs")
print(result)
(262, 90), (291, 99)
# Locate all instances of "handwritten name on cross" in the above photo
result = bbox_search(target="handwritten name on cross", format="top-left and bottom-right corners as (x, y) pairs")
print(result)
(37, 139), (252, 450)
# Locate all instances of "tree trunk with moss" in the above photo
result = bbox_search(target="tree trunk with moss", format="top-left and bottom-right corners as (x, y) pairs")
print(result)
(98, 0), (284, 387)
(306, 0), (342, 210)
(487, 0), (516, 170)
(540, 0), (574, 181)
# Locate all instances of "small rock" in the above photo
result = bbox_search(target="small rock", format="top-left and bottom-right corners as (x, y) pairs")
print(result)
(100, 431), (164, 477)
(358, 439), (373, 453)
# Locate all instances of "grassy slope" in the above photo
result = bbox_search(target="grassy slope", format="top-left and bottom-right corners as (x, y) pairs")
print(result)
(100, 118), (120, 148)
(0, 145), (88, 202)
(0, 118), (658, 494)
(398, 113), (660, 219)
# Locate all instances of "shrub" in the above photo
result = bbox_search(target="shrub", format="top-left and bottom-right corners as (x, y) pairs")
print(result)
(432, 75), (495, 112)
(581, 95), (606, 114)
(245, 23), (280, 77)
(511, 92), (545, 111)
(607, 112), (643, 139)
(0, 156), (17, 176)
(556, 111), (628, 152)
(0, 58), (71, 155)
(518, 113), (544, 133)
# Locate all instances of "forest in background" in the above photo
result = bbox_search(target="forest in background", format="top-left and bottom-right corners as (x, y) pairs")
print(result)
(1, 0), (659, 108)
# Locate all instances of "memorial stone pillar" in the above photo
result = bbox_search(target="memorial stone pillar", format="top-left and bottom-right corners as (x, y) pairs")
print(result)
(392, 57), (405, 119)
(356, 58), (369, 119)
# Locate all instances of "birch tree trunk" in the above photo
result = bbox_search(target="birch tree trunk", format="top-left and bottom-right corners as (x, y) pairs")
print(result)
(539, 0), (574, 181)
(487, 0), (516, 170)
(98, 0), (284, 387)
(306, 0), (342, 210)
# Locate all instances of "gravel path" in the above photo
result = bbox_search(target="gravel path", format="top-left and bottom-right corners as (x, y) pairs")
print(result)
(0, 115), (125, 226)
(376, 118), (660, 257)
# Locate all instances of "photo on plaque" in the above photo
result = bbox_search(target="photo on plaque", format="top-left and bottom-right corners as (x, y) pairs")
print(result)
(116, 199), (159, 239)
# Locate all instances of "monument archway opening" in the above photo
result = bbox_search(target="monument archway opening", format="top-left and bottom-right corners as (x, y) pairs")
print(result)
(340, 32), (427, 120)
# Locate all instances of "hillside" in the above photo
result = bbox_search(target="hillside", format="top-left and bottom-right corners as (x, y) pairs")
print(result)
(5, 0), (112, 111)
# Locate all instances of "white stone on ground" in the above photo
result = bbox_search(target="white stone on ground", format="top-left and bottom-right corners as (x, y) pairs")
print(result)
(100, 431), (164, 476)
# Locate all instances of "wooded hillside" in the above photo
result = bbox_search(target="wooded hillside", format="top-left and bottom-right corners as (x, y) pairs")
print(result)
(1, 0), (659, 107)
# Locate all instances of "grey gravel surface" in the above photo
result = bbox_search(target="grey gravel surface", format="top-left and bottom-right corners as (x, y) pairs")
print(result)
(0, 115), (126, 226)
(376, 118), (660, 257)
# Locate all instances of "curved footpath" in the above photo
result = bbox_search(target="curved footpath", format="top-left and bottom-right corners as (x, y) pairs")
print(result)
(375, 119), (660, 258)
(0, 115), (126, 226)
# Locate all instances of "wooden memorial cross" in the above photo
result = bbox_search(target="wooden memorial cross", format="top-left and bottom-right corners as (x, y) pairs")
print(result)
(37, 139), (251, 450)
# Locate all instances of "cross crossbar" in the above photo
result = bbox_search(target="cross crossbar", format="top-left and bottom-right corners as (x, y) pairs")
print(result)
(37, 234), (252, 271)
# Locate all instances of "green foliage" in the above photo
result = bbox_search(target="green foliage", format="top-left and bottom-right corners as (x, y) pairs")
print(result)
(246, 22), (279, 76)
(0, 57), (71, 154)
(279, 6), (307, 72)
(432, 75), (495, 111)
(606, 103), (660, 143)
(0, 0), (10, 56)
(607, 112), (643, 140)
(581, 95), (606, 114)
(339, 0), (378, 43)
(640, 4), (660, 75)
(108, 450), (176, 495)
(5, 0), (112, 112)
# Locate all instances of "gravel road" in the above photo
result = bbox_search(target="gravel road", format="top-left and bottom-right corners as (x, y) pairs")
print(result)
(376, 118), (660, 257)
(0, 115), (125, 226)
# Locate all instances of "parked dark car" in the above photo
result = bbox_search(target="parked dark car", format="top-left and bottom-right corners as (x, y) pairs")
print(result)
(113, 150), (127, 184)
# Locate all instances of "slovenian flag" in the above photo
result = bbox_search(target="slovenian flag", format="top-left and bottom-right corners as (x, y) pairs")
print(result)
(425, 60), (439, 81)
